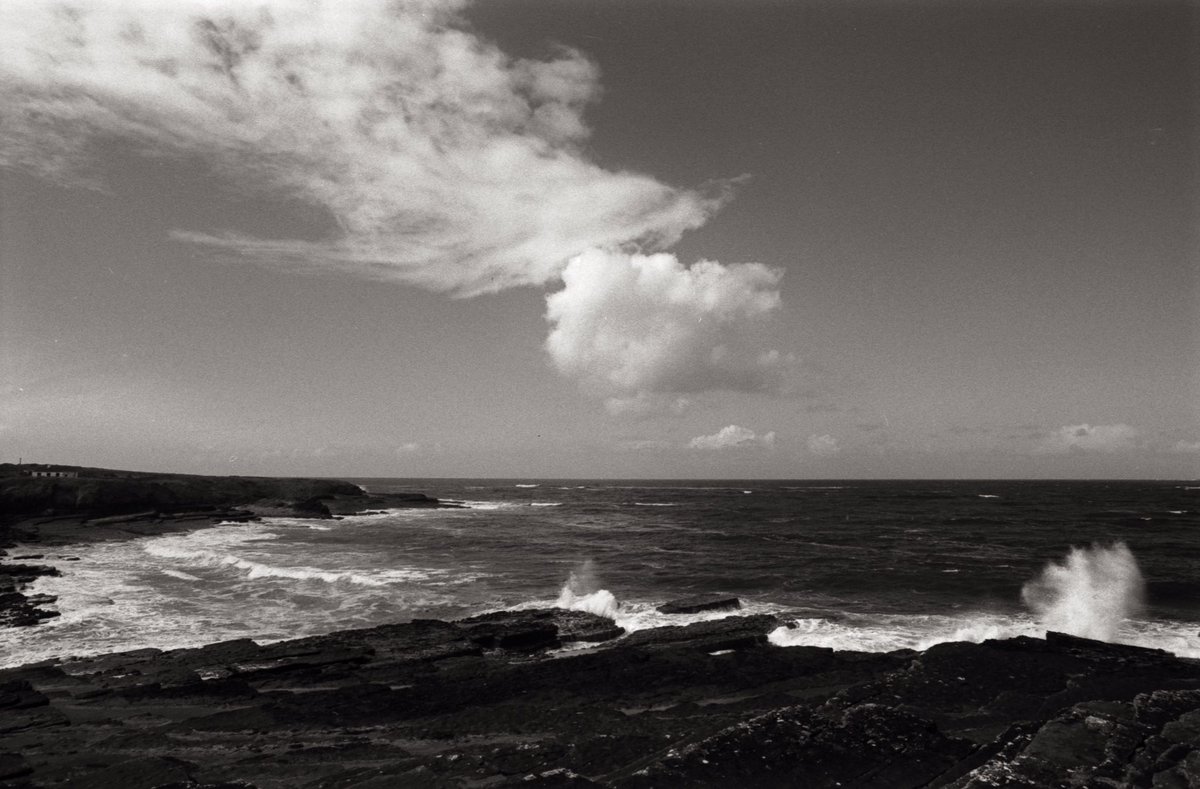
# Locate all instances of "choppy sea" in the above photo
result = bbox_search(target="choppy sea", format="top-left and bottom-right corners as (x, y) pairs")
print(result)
(2, 479), (1197, 667)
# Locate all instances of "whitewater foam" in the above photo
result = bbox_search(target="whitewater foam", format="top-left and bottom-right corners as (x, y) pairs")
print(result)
(1021, 542), (1144, 642)
(554, 560), (621, 619)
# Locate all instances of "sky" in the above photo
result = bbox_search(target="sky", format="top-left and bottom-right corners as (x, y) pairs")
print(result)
(1, 0), (1197, 479)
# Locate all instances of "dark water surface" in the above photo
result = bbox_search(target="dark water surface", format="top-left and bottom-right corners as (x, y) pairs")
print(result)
(3, 479), (1197, 666)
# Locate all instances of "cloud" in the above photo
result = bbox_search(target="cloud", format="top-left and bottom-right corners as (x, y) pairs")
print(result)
(1035, 423), (1140, 454)
(1169, 439), (1200, 454)
(545, 249), (784, 404)
(806, 434), (840, 456)
(688, 425), (775, 451)
(0, 0), (724, 296)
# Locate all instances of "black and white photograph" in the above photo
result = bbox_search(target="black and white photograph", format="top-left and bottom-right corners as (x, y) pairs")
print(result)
(1, 0), (1198, 785)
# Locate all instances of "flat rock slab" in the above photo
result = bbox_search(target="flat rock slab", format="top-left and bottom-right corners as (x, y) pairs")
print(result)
(656, 594), (742, 615)
(622, 614), (778, 652)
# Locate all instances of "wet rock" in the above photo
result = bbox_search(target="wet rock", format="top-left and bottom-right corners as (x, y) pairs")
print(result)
(322, 492), (460, 514)
(551, 609), (625, 643)
(619, 701), (973, 788)
(0, 752), (31, 781)
(657, 594), (741, 615)
(621, 614), (778, 652)
(241, 498), (333, 519)
(2, 608), (1199, 787)
(458, 610), (562, 651)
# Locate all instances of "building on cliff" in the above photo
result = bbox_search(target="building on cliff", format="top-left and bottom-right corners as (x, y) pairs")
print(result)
(27, 469), (79, 478)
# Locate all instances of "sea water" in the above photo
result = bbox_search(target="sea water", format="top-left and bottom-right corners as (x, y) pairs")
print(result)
(2, 479), (1197, 667)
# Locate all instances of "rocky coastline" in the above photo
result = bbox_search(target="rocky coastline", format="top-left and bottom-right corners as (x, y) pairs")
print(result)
(0, 464), (456, 630)
(1, 466), (1197, 787)
(1, 606), (1198, 787)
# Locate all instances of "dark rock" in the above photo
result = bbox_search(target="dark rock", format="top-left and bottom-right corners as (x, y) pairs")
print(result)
(551, 609), (625, 643)
(69, 755), (196, 789)
(618, 702), (973, 788)
(656, 594), (741, 615)
(0, 680), (49, 710)
(86, 510), (161, 526)
(0, 752), (31, 781)
(458, 610), (562, 651)
(241, 498), (333, 519)
(1, 598), (1199, 787)
(321, 492), (461, 514)
(621, 614), (778, 652)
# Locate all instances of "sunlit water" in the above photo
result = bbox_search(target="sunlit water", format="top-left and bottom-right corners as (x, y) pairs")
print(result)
(3, 479), (1197, 667)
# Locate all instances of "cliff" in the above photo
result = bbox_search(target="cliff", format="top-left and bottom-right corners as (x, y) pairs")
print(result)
(0, 464), (364, 522)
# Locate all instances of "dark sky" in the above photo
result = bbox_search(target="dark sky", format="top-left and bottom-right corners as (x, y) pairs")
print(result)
(1, 0), (1197, 477)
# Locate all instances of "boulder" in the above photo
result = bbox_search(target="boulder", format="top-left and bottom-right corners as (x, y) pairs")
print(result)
(656, 594), (741, 615)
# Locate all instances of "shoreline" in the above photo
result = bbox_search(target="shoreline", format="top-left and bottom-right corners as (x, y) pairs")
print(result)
(3, 469), (1198, 785)
(0, 464), (457, 633)
(2, 605), (1198, 786)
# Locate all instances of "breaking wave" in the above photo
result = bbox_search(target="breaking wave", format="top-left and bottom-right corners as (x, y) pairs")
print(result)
(1020, 541), (1144, 642)
(145, 542), (391, 586)
(554, 560), (620, 619)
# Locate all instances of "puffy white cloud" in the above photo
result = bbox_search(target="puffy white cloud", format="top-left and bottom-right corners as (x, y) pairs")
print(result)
(1035, 423), (1140, 454)
(688, 424), (775, 451)
(806, 434), (840, 456)
(545, 249), (784, 404)
(0, 0), (723, 296)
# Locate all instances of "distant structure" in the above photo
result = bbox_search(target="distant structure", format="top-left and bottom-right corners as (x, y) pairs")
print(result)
(29, 469), (78, 478)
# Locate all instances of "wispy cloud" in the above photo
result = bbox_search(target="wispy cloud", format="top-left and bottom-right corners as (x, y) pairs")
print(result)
(1168, 439), (1200, 454)
(0, 0), (724, 296)
(1, 0), (791, 409)
(688, 424), (775, 451)
(1034, 423), (1140, 454)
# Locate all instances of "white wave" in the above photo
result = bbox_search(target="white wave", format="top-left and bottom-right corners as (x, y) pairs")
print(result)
(531, 502), (563, 507)
(160, 569), (202, 582)
(515, 484), (539, 488)
(449, 499), (520, 510)
(978, 494), (1000, 499)
(768, 611), (1200, 659)
(633, 502), (678, 507)
(783, 486), (848, 490)
(769, 614), (1034, 653)
(557, 587), (620, 619)
(141, 527), (447, 588)
(1021, 542), (1143, 642)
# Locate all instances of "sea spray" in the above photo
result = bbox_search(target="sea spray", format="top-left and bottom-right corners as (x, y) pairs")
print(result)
(1020, 541), (1145, 641)
(555, 559), (620, 619)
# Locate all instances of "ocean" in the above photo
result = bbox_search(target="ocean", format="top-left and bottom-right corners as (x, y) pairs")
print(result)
(2, 479), (1197, 667)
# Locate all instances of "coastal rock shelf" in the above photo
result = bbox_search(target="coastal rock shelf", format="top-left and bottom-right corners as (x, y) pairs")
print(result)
(0, 464), (458, 633)
(0, 612), (1197, 788)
